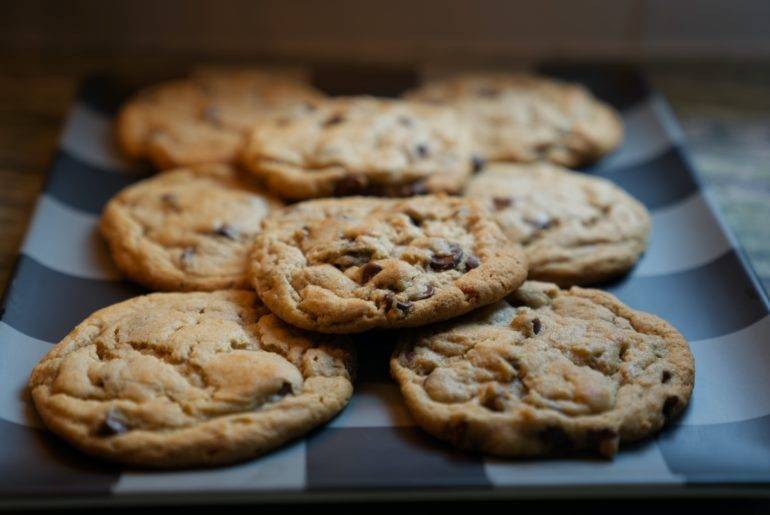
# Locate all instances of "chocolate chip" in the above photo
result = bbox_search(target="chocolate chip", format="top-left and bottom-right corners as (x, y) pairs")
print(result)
(360, 263), (382, 284)
(201, 105), (221, 126)
(532, 318), (542, 335)
(478, 86), (500, 98)
(212, 223), (238, 240)
(464, 255), (480, 272)
(180, 246), (196, 266)
(663, 396), (680, 420)
(277, 381), (294, 397)
(160, 193), (181, 212)
(395, 300), (413, 314)
(524, 214), (553, 230)
(471, 156), (486, 173)
(415, 144), (429, 159)
(382, 293), (412, 316)
(430, 242), (464, 271)
(430, 255), (456, 271)
(661, 370), (672, 383)
(323, 113), (345, 127)
(402, 180), (428, 196)
(539, 426), (572, 453)
(97, 410), (129, 437)
(492, 197), (514, 210)
(412, 284), (435, 301)
(334, 175), (368, 196)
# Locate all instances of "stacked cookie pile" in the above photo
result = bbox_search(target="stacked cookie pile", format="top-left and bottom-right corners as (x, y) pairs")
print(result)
(28, 69), (694, 468)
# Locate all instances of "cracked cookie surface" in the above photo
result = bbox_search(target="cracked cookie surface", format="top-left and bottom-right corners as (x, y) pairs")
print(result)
(465, 163), (650, 285)
(241, 96), (473, 200)
(406, 73), (623, 167)
(249, 195), (528, 333)
(28, 290), (355, 468)
(116, 69), (324, 170)
(391, 281), (694, 458)
(100, 164), (282, 291)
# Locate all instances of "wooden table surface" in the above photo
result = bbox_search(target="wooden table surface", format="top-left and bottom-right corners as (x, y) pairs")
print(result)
(1, 57), (769, 298)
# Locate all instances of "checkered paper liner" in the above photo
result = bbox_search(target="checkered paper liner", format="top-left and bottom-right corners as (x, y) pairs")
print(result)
(1, 65), (770, 505)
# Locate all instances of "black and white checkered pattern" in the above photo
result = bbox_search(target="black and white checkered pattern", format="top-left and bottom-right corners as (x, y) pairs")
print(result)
(1, 65), (769, 505)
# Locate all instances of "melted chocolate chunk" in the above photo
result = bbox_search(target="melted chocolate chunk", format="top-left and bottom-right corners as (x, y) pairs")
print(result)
(180, 246), (196, 266)
(382, 293), (412, 316)
(532, 318), (542, 335)
(412, 284), (435, 300)
(97, 410), (130, 437)
(360, 263), (383, 284)
(277, 381), (294, 397)
(477, 86), (500, 98)
(395, 300), (413, 314)
(323, 113), (345, 127)
(430, 242), (464, 271)
(524, 214), (554, 230)
(471, 156), (486, 173)
(415, 144), (430, 159)
(212, 223), (239, 240)
(661, 370), (672, 383)
(492, 197), (514, 210)
(160, 193), (181, 212)
(334, 175), (368, 196)
(398, 180), (428, 196)
(464, 255), (480, 272)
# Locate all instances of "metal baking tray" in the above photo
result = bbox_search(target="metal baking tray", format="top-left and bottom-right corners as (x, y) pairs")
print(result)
(2, 64), (769, 507)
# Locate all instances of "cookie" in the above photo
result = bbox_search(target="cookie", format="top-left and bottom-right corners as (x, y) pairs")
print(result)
(28, 290), (355, 468)
(391, 281), (694, 458)
(465, 162), (650, 285)
(100, 164), (282, 291)
(406, 73), (623, 167)
(249, 195), (528, 333)
(116, 69), (324, 170)
(240, 96), (474, 200)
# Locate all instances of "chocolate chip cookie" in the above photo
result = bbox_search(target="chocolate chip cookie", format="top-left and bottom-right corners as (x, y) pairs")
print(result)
(249, 195), (528, 333)
(465, 163), (650, 285)
(28, 290), (355, 468)
(240, 96), (474, 200)
(116, 69), (324, 170)
(100, 164), (282, 291)
(406, 73), (623, 167)
(391, 281), (694, 458)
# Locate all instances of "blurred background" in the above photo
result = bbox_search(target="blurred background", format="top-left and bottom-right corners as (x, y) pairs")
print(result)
(2, 0), (770, 62)
(1, 0), (768, 294)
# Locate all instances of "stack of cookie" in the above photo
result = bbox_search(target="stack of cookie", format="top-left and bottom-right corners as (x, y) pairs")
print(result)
(28, 68), (694, 468)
